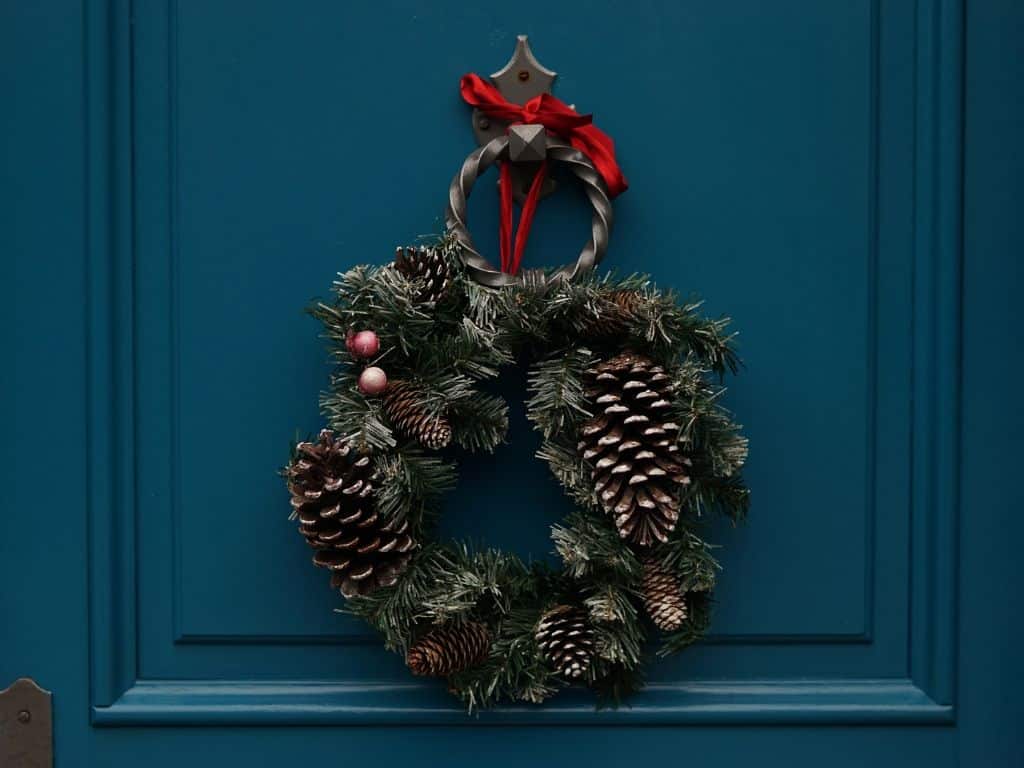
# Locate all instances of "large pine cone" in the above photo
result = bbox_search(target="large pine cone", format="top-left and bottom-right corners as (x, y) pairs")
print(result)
(406, 622), (491, 676)
(394, 244), (453, 304)
(383, 380), (452, 450)
(286, 429), (415, 597)
(535, 605), (594, 680)
(579, 351), (691, 547)
(642, 557), (688, 631)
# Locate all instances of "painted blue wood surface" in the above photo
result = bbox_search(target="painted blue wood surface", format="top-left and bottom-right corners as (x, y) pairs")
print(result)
(2, 0), (1021, 765)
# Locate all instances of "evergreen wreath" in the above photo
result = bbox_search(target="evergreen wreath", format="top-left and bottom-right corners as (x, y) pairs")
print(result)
(285, 236), (749, 710)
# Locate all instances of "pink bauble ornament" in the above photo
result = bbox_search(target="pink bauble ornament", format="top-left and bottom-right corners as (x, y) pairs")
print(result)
(357, 366), (388, 396)
(350, 330), (380, 359)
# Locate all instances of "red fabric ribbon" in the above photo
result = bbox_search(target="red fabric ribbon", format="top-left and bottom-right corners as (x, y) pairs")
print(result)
(460, 73), (628, 275)
(499, 159), (548, 274)
(460, 73), (628, 197)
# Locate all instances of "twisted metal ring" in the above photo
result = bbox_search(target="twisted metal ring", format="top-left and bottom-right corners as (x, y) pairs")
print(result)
(445, 135), (614, 288)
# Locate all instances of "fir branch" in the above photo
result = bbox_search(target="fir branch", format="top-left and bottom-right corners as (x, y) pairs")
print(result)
(650, 528), (721, 593)
(635, 291), (740, 375)
(447, 606), (558, 711)
(409, 317), (514, 383)
(536, 438), (599, 512)
(584, 582), (638, 625)
(319, 373), (396, 451)
(525, 348), (595, 440)
(461, 279), (502, 330)
(591, 611), (645, 668)
(372, 447), (457, 535)
(674, 377), (749, 477)
(415, 372), (479, 413)
(671, 356), (750, 521)
(316, 265), (437, 357)
(551, 511), (641, 581)
(420, 545), (530, 622)
(591, 662), (647, 708)
(686, 475), (751, 524)
(344, 545), (460, 652)
(546, 270), (650, 337)
(491, 285), (554, 346)
(448, 392), (509, 453)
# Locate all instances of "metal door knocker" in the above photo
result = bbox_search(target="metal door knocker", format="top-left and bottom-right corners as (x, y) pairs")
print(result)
(449, 36), (627, 288)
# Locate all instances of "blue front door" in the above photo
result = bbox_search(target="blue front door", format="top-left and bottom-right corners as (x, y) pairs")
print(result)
(3, 1), (1022, 765)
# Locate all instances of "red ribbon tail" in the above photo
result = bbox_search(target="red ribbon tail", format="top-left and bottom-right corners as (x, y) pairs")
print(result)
(498, 162), (514, 272)
(509, 161), (548, 275)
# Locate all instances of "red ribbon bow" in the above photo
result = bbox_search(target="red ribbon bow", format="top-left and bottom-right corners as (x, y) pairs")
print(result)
(460, 73), (628, 274)
(460, 73), (628, 197)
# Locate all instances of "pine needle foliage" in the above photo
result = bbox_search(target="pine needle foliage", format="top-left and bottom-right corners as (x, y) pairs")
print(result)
(526, 347), (596, 440)
(295, 234), (749, 709)
(448, 393), (509, 453)
(372, 447), (457, 531)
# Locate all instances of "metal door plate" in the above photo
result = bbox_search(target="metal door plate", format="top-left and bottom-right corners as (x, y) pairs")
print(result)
(1, 678), (52, 768)
(471, 35), (559, 203)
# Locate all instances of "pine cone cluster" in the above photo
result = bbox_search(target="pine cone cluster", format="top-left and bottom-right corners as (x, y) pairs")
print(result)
(286, 429), (415, 597)
(586, 289), (645, 338)
(535, 605), (595, 680)
(642, 557), (688, 631)
(383, 380), (453, 449)
(407, 622), (491, 676)
(394, 245), (453, 304)
(579, 351), (691, 547)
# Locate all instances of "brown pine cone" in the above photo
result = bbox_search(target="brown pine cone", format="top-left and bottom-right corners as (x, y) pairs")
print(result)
(286, 429), (415, 597)
(406, 622), (491, 676)
(382, 380), (452, 450)
(642, 557), (688, 631)
(535, 605), (595, 680)
(394, 244), (453, 304)
(578, 351), (691, 547)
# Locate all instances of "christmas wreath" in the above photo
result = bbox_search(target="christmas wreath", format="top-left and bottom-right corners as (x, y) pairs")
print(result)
(284, 48), (748, 710)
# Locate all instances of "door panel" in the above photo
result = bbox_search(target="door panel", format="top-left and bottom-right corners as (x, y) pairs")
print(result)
(96, 0), (953, 722)
(4, 0), (1023, 764)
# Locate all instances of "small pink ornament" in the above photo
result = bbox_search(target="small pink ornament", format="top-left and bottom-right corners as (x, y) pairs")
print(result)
(357, 366), (388, 396)
(349, 330), (380, 359)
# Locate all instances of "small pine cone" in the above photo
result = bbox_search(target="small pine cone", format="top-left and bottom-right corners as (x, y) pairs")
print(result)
(382, 380), (452, 450)
(535, 605), (595, 680)
(586, 289), (645, 338)
(406, 622), (491, 677)
(642, 557), (688, 631)
(286, 429), (416, 597)
(394, 244), (453, 304)
(578, 351), (692, 547)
